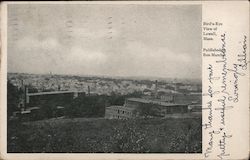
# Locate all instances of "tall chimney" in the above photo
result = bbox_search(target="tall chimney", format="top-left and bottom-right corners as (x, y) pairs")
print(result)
(155, 80), (158, 98)
(24, 85), (29, 110)
(21, 80), (24, 89)
(21, 80), (26, 110)
(88, 86), (90, 96)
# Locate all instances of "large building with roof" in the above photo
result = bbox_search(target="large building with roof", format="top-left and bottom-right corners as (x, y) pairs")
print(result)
(125, 98), (188, 115)
(105, 105), (135, 119)
(104, 80), (200, 119)
(25, 90), (85, 107)
(105, 97), (189, 119)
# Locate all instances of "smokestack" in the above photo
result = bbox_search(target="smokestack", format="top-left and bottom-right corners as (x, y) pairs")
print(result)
(24, 85), (29, 110)
(21, 80), (24, 89)
(21, 80), (26, 110)
(155, 80), (158, 98)
(88, 86), (90, 96)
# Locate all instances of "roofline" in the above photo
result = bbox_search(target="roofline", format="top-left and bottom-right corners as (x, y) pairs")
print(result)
(27, 91), (85, 96)
(126, 98), (187, 106)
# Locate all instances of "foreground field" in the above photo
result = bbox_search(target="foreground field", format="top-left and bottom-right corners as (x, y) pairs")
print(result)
(8, 117), (202, 153)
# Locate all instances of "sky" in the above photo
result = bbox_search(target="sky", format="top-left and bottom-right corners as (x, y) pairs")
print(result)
(8, 4), (202, 79)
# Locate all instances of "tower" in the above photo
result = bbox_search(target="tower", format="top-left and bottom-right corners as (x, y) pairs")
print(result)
(25, 86), (29, 106)
(88, 86), (90, 96)
(154, 80), (158, 98)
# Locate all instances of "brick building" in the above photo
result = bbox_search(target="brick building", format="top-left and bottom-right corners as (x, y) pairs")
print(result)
(105, 98), (188, 119)
(105, 105), (135, 119)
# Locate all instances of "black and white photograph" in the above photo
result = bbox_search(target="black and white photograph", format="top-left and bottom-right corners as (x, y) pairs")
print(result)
(6, 3), (202, 153)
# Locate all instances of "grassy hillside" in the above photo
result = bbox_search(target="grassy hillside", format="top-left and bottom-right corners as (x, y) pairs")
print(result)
(8, 117), (202, 153)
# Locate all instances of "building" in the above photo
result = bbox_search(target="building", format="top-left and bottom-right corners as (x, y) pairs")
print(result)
(25, 90), (85, 107)
(125, 98), (188, 116)
(104, 80), (200, 119)
(105, 97), (188, 119)
(14, 88), (86, 121)
(105, 105), (135, 119)
(157, 92), (175, 102)
(173, 93), (202, 104)
(188, 104), (202, 112)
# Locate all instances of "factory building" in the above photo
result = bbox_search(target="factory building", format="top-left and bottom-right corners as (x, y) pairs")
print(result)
(25, 89), (85, 107)
(104, 80), (192, 119)
(105, 98), (188, 119)
(105, 105), (135, 119)
(14, 85), (86, 121)
(125, 98), (188, 115)
(173, 93), (202, 104)
(188, 104), (202, 112)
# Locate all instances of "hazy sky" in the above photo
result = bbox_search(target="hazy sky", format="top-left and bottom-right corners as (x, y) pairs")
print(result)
(8, 4), (201, 79)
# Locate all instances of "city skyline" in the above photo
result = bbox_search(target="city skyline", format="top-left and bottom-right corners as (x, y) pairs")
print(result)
(7, 72), (201, 83)
(8, 4), (201, 79)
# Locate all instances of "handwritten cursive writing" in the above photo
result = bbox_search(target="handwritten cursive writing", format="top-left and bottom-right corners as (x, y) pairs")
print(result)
(217, 132), (232, 159)
(203, 86), (220, 98)
(237, 35), (248, 70)
(215, 96), (234, 126)
(202, 101), (213, 129)
(204, 130), (221, 158)
(227, 64), (245, 103)
(216, 33), (229, 95)
(208, 64), (220, 84)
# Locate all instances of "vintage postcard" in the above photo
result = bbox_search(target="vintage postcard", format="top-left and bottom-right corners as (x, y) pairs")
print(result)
(0, 1), (249, 160)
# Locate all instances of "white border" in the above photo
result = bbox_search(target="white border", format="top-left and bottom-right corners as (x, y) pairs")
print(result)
(1, 1), (249, 160)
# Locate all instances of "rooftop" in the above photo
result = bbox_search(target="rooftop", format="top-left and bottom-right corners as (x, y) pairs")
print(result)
(106, 105), (135, 111)
(27, 90), (85, 96)
(126, 98), (187, 107)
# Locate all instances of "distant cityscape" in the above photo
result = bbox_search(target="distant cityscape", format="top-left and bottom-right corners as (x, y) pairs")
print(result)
(8, 72), (201, 96)
(7, 72), (202, 121)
